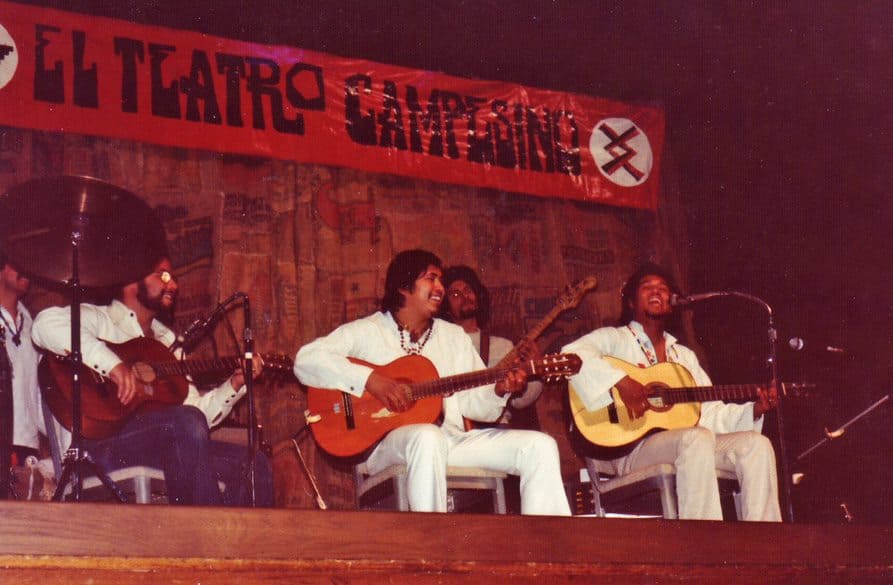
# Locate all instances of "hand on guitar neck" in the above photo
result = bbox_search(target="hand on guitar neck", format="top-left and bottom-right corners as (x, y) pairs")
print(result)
(752, 384), (779, 420)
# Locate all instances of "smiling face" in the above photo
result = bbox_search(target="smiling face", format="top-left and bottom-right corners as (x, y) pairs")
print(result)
(399, 264), (445, 322)
(629, 274), (672, 323)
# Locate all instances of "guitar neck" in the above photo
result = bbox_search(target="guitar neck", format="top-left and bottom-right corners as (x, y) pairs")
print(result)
(152, 356), (244, 377)
(495, 305), (564, 368)
(661, 384), (762, 405)
(409, 366), (509, 400)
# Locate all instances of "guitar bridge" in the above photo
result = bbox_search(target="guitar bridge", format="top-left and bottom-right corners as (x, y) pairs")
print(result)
(607, 403), (619, 424)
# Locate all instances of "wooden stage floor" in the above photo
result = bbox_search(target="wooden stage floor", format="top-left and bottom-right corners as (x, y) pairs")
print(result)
(0, 501), (891, 583)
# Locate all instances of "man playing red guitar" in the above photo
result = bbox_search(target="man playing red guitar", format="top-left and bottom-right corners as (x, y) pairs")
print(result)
(563, 263), (781, 521)
(32, 256), (273, 506)
(294, 249), (570, 515)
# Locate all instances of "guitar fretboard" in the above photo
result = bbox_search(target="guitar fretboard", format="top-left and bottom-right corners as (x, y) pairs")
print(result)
(660, 384), (761, 404)
(409, 366), (511, 400)
(151, 356), (246, 377)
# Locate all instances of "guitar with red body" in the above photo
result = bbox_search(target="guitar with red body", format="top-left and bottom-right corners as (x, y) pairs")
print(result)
(305, 353), (581, 457)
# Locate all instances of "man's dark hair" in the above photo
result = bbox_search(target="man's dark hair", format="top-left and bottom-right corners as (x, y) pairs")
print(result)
(380, 249), (442, 314)
(619, 262), (682, 324)
(440, 264), (491, 328)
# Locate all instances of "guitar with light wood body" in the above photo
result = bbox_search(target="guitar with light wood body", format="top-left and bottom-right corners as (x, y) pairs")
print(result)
(569, 356), (812, 450)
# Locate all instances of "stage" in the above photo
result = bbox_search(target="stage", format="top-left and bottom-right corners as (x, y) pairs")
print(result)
(0, 502), (890, 583)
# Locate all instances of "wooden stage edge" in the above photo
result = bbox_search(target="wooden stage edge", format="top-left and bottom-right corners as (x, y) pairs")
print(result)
(0, 502), (891, 583)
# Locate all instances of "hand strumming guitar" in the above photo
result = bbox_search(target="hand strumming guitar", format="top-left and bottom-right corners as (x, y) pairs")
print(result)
(615, 375), (650, 419)
(109, 363), (139, 406)
(365, 371), (412, 412)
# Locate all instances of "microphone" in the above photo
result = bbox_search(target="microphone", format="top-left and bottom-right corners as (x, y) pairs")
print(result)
(176, 291), (246, 350)
(669, 291), (729, 308)
(788, 337), (846, 354)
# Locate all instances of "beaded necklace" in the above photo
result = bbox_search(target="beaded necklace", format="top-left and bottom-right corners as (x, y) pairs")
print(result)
(627, 324), (658, 366)
(397, 320), (434, 355)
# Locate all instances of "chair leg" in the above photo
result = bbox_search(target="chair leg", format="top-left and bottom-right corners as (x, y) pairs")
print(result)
(133, 476), (151, 504)
(657, 474), (678, 519)
(394, 473), (410, 511)
(493, 479), (506, 514)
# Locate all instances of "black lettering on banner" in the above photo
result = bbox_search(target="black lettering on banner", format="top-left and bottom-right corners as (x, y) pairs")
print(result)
(216, 53), (245, 127)
(525, 107), (554, 172)
(149, 43), (180, 118)
(553, 109), (581, 175)
(377, 80), (407, 149)
(406, 86), (444, 156)
(345, 73), (376, 145)
(72, 30), (98, 108)
(465, 95), (493, 165)
(246, 57), (303, 134)
(34, 24), (64, 103)
(180, 49), (221, 124)
(114, 37), (144, 113)
(285, 62), (325, 110)
(440, 91), (464, 160)
(513, 103), (527, 170)
(490, 100), (516, 169)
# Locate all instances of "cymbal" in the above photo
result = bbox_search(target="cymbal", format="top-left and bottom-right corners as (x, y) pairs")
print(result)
(0, 175), (168, 288)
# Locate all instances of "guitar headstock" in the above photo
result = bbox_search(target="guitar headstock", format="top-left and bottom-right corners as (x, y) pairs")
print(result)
(529, 353), (582, 383)
(781, 382), (815, 398)
(555, 276), (598, 311)
(261, 354), (296, 379)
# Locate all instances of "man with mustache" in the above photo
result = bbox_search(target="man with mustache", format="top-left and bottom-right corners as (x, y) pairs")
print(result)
(32, 256), (273, 506)
(295, 249), (570, 515)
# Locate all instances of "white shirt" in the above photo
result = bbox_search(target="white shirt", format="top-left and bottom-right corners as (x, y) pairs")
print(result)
(2, 302), (44, 449)
(294, 311), (508, 434)
(31, 300), (245, 429)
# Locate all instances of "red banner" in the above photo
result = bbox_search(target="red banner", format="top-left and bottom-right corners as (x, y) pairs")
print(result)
(0, 2), (664, 210)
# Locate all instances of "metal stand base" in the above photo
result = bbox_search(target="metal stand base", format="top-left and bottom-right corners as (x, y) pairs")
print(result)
(53, 448), (128, 503)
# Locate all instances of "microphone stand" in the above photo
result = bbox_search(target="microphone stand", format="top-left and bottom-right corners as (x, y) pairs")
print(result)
(722, 291), (794, 523)
(53, 219), (126, 502)
(240, 294), (258, 507)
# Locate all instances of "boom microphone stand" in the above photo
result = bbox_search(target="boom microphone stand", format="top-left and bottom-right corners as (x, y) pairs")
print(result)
(679, 290), (794, 522)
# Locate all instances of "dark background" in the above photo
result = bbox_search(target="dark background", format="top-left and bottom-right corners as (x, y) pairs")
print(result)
(18, 0), (893, 523)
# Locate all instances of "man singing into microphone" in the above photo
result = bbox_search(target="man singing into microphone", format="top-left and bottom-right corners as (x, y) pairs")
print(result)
(31, 255), (273, 506)
(562, 263), (781, 521)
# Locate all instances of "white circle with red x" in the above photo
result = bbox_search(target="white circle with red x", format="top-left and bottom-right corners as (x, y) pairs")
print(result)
(590, 118), (653, 187)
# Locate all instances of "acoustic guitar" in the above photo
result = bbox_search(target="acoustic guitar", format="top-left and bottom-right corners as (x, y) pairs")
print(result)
(39, 337), (294, 439)
(569, 356), (812, 452)
(306, 353), (582, 457)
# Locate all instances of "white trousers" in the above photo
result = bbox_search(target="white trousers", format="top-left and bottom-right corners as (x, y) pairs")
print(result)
(366, 423), (571, 516)
(612, 427), (782, 521)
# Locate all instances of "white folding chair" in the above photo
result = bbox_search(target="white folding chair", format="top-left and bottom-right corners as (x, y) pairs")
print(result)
(354, 461), (508, 513)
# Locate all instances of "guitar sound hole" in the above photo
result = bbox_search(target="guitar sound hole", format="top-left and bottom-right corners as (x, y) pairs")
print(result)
(647, 385), (672, 412)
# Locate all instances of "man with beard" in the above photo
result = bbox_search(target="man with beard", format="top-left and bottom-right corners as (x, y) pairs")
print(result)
(294, 249), (570, 515)
(439, 265), (544, 422)
(562, 263), (781, 521)
(32, 257), (273, 506)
